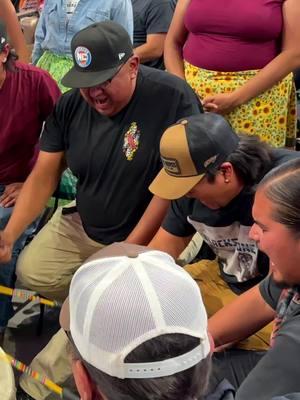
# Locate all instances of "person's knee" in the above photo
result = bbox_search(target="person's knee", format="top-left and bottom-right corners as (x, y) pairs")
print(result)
(16, 242), (44, 290)
(16, 239), (73, 301)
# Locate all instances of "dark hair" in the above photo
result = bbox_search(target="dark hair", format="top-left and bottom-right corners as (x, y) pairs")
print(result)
(4, 49), (17, 71)
(0, 42), (18, 71)
(258, 158), (300, 238)
(72, 334), (211, 400)
(206, 134), (272, 186)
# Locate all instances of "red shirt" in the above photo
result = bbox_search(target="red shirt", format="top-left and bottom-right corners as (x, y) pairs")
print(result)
(0, 61), (61, 184)
(183, 0), (284, 71)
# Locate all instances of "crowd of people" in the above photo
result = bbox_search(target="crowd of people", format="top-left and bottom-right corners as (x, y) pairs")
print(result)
(0, 1), (300, 399)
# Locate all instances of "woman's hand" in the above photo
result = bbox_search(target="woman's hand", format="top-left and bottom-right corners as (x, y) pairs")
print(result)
(202, 92), (241, 114)
(0, 183), (23, 207)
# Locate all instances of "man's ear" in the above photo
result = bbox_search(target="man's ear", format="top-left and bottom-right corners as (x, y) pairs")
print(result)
(128, 55), (139, 79)
(0, 43), (9, 63)
(72, 359), (105, 400)
(72, 359), (106, 400)
(219, 162), (233, 182)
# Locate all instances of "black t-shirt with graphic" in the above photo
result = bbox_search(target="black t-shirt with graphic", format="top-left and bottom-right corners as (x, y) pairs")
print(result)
(40, 65), (202, 243)
(132, 0), (176, 69)
(235, 276), (300, 399)
(163, 149), (300, 292)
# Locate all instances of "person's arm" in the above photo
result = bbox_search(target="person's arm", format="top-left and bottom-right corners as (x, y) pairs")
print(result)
(0, 0), (29, 62)
(31, 4), (46, 63)
(0, 151), (66, 262)
(164, 0), (190, 78)
(203, 0), (300, 116)
(134, 34), (166, 63)
(147, 197), (195, 258)
(148, 227), (193, 259)
(134, 1), (174, 64)
(208, 285), (276, 347)
(126, 196), (170, 245)
(112, 0), (134, 43)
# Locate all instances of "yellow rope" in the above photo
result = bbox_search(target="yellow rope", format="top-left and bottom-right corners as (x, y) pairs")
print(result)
(0, 351), (63, 397)
(0, 285), (59, 307)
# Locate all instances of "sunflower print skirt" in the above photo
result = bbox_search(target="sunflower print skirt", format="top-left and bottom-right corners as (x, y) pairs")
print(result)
(184, 61), (296, 147)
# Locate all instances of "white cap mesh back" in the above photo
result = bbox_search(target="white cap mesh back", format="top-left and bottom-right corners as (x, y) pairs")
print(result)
(69, 250), (210, 379)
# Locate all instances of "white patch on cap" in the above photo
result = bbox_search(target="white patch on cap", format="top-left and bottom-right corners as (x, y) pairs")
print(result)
(75, 46), (92, 68)
(162, 156), (181, 175)
(1, 37), (5, 44)
(118, 52), (125, 60)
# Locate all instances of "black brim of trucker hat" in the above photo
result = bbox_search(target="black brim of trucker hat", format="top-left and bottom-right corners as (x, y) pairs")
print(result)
(61, 64), (120, 89)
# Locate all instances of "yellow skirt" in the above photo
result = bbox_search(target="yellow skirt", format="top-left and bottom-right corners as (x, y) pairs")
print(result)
(184, 61), (297, 147)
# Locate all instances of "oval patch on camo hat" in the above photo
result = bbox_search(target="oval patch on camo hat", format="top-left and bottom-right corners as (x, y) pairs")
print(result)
(75, 46), (92, 68)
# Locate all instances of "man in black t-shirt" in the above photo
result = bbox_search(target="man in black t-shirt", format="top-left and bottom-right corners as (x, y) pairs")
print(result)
(0, 22), (201, 400)
(132, 0), (176, 69)
(148, 114), (300, 352)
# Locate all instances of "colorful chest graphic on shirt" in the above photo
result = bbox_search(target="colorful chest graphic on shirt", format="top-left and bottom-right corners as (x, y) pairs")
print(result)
(123, 122), (140, 161)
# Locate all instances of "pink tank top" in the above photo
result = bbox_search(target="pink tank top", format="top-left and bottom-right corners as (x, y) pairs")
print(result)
(183, 0), (284, 71)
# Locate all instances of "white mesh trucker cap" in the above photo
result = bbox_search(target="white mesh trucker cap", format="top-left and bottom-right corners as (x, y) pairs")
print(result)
(60, 242), (210, 379)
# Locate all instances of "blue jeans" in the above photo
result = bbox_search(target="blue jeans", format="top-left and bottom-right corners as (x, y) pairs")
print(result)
(0, 184), (39, 330)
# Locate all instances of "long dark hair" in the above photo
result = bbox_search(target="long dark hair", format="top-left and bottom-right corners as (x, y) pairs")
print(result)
(72, 333), (211, 400)
(258, 158), (300, 238)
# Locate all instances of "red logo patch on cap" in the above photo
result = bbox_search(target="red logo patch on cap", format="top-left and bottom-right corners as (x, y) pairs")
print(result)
(75, 46), (92, 68)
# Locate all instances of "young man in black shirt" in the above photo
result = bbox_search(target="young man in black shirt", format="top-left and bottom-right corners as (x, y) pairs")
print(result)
(149, 113), (300, 351)
(0, 21), (201, 400)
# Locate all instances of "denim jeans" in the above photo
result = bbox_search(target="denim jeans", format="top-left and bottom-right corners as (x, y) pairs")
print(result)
(0, 184), (39, 331)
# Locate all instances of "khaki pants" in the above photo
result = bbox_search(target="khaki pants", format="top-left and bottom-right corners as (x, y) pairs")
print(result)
(17, 203), (105, 399)
(185, 259), (272, 351)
